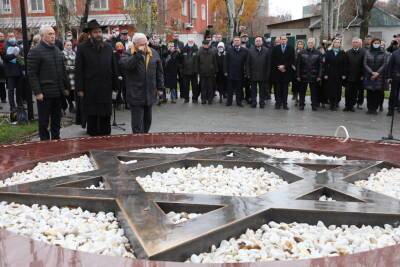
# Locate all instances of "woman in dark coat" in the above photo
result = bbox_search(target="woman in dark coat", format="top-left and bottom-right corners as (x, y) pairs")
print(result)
(292, 40), (305, 106)
(163, 42), (181, 103)
(363, 38), (389, 115)
(323, 39), (346, 111)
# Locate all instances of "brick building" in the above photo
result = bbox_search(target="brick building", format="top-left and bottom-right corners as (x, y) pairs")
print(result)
(0, 0), (212, 39)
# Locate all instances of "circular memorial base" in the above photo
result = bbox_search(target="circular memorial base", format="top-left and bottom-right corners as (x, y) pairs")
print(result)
(1, 133), (400, 267)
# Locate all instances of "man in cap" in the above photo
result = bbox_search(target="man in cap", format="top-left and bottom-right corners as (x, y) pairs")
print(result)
(75, 19), (119, 136)
(181, 37), (199, 103)
(197, 40), (218, 105)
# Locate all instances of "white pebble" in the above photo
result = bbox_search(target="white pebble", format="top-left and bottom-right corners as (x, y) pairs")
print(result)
(355, 168), (400, 200)
(252, 148), (346, 160)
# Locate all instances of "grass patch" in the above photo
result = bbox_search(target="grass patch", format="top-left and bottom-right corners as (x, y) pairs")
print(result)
(0, 121), (38, 144)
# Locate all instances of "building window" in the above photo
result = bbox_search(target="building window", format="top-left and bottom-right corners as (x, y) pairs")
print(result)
(192, 1), (197, 19)
(28, 0), (45, 13)
(92, 0), (108, 10)
(201, 4), (206, 20)
(182, 0), (187, 16)
(1, 0), (11, 14)
(124, 0), (134, 8)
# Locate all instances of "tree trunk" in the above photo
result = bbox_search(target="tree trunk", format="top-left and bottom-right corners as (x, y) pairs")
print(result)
(80, 0), (92, 31)
(226, 0), (235, 40)
(359, 8), (371, 40)
(328, 0), (333, 39)
(321, 0), (329, 42)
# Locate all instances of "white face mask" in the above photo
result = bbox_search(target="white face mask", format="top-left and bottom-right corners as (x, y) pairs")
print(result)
(373, 44), (381, 49)
(188, 43), (194, 47)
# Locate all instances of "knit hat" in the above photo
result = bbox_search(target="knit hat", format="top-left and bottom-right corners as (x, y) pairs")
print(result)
(217, 42), (225, 48)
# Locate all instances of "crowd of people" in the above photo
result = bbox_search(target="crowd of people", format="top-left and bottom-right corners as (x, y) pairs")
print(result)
(1, 20), (400, 141)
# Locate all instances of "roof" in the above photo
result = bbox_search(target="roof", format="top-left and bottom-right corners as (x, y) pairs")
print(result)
(0, 14), (135, 29)
(267, 15), (319, 27)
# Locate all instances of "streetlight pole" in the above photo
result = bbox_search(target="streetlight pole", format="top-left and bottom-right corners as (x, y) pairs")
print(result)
(19, 0), (34, 120)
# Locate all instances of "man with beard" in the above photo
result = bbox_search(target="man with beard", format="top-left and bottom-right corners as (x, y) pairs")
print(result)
(75, 19), (119, 136)
(197, 40), (218, 105)
(181, 38), (199, 103)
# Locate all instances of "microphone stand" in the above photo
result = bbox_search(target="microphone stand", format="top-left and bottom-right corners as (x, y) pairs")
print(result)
(382, 80), (400, 142)
(112, 79), (126, 131)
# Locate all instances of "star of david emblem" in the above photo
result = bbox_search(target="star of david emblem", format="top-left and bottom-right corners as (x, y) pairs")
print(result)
(1, 146), (399, 262)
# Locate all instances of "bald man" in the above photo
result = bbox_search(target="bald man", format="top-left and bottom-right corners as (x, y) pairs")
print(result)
(27, 26), (69, 140)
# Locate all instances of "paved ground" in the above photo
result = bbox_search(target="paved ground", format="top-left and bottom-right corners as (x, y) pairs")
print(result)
(1, 96), (399, 141)
(57, 97), (400, 141)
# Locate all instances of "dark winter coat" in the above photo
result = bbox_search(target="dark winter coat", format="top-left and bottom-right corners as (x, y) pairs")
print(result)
(224, 46), (248, 81)
(120, 47), (164, 106)
(363, 48), (389, 91)
(270, 44), (295, 83)
(387, 48), (400, 80)
(197, 47), (218, 77)
(216, 52), (226, 76)
(296, 48), (322, 83)
(324, 49), (346, 98)
(181, 45), (198, 75)
(75, 40), (119, 116)
(27, 41), (69, 98)
(345, 48), (366, 82)
(164, 50), (182, 89)
(247, 46), (271, 82)
(3, 41), (23, 77)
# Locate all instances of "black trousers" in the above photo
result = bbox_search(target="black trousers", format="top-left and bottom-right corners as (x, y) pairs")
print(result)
(182, 74), (198, 101)
(200, 76), (215, 103)
(243, 78), (251, 102)
(87, 115), (111, 136)
(37, 97), (62, 141)
(130, 105), (152, 133)
(389, 79), (400, 111)
(227, 79), (243, 105)
(357, 86), (365, 106)
(0, 82), (6, 101)
(299, 82), (319, 108)
(274, 81), (289, 107)
(216, 73), (226, 98)
(7, 76), (23, 111)
(251, 81), (266, 106)
(366, 90), (381, 112)
(345, 81), (363, 109)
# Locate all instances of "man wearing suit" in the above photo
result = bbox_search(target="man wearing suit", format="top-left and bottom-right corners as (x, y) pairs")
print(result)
(270, 36), (295, 110)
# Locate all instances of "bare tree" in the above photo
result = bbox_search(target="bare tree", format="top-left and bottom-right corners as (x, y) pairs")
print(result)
(53, 0), (71, 40)
(356, 0), (378, 39)
(80, 0), (92, 31)
(126, 0), (158, 33)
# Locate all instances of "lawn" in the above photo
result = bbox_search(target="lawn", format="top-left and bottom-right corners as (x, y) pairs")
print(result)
(0, 121), (38, 144)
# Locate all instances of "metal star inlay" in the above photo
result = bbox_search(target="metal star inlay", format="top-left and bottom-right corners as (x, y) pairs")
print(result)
(1, 146), (400, 262)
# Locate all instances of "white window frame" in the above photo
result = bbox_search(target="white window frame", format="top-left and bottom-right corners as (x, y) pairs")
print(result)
(201, 4), (206, 21)
(1, 0), (11, 14)
(192, 1), (197, 19)
(92, 0), (109, 11)
(181, 0), (187, 16)
(28, 0), (45, 13)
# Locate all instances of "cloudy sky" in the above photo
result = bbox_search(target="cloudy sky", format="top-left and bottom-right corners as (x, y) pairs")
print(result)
(270, 0), (315, 19)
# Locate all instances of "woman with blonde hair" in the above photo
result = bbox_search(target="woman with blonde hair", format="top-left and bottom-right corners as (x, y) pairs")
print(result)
(323, 38), (346, 111)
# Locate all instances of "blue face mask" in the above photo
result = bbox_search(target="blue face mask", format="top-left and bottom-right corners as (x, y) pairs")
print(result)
(333, 48), (340, 52)
(8, 38), (16, 45)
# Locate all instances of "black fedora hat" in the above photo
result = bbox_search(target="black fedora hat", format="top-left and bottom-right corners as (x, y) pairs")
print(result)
(83, 19), (107, 33)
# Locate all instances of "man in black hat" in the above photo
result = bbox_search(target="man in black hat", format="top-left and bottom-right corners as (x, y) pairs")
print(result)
(75, 19), (119, 136)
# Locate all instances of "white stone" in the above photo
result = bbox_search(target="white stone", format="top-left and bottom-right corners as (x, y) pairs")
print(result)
(166, 211), (201, 224)
(86, 182), (105, 190)
(136, 164), (288, 197)
(129, 147), (209, 154)
(120, 160), (138, 165)
(318, 195), (336, 202)
(252, 148), (346, 160)
(187, 221), (400, 263)
(0, 155), (96, 188)
(355, 168), (400, 200)
(0, 201), (135, 258)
